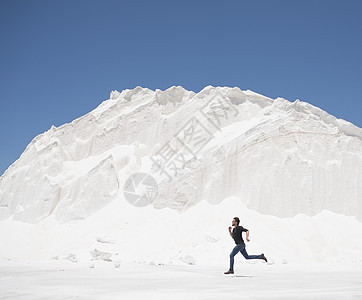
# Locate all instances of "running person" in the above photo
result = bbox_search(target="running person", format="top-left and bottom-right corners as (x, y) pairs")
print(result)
(224, 217), (267, 274)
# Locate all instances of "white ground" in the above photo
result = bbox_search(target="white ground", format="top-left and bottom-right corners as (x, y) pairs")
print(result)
(1, 86), (362, 299)
(1, 198), (362, 299)
(1, 260), (362, 299)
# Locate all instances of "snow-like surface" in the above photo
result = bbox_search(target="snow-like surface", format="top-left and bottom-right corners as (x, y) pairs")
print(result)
(1, 197), (362, 298)
(0, 86), (361, 223)
(1, 197), (362, 264)
(2, 260), (362, 299)
(0, 86), (361, 298)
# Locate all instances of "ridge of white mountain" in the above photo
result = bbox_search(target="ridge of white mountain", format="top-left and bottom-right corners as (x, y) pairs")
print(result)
(0, 86), (361, 223)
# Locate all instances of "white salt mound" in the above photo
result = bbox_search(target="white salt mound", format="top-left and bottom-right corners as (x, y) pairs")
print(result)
(0, 86), (361, 223)
(0, 86), (361, 264)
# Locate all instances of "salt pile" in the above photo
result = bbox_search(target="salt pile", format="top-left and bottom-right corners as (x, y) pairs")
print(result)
(0, 86), (361, 264)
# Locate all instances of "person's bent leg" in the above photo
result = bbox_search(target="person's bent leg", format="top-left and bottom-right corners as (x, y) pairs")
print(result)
(240, 244), (262, 260)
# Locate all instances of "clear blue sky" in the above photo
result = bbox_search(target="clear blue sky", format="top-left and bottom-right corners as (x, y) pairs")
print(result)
(1, 0), (361, 176)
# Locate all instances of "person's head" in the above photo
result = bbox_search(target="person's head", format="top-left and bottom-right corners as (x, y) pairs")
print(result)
(232, 217), (240, 226)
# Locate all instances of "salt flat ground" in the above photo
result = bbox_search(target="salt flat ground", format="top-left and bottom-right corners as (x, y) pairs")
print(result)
(1, 260), (362, 299)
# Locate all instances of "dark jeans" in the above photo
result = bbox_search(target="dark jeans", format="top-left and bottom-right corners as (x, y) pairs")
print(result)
(229, 243), (261, 270)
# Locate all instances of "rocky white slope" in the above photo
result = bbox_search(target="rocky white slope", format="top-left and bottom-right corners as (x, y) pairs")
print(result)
(0, 86), (361, 224)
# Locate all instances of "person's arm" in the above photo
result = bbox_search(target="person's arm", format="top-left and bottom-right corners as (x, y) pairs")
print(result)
(245, 230), (250, 242)
(228, 226), (233, 238)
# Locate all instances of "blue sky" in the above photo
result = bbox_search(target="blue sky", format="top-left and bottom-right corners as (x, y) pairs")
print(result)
(1, 0), (361, 176)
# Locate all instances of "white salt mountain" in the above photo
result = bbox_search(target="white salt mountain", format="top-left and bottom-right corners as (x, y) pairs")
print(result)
(0, 86), (361, 224)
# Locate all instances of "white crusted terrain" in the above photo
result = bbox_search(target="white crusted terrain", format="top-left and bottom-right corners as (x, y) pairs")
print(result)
(1, 86), (362, 298)
(0, 86), (361, 223)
